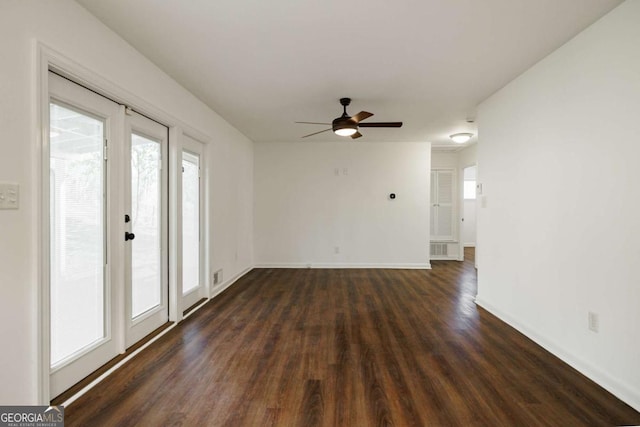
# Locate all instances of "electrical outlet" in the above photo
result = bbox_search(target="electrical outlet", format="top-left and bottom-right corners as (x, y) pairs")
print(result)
(0, 183), (19, 210)
(588, 311), (599, 333)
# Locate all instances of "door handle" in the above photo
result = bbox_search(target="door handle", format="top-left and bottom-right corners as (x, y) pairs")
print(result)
(125, 232), (135, 241)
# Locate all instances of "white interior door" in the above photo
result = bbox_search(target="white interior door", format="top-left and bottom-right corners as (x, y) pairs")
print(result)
(48, 72), (119, 398)
(431, 169), (455, 241)
(125, 112), (169, 347)
(181, 136), (205, 311)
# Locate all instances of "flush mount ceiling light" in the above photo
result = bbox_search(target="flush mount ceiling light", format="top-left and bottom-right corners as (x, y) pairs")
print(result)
(450, 133), (474, 144)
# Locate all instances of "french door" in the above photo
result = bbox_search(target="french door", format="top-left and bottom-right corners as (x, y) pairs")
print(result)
(181, 136), (204, 310)
(48, 72), (169, 397)
(125, 112), (169, 347)
(48, 73), (120, 398)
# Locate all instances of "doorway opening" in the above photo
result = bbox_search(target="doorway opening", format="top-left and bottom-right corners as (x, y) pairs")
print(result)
(461, 165), (477, 266)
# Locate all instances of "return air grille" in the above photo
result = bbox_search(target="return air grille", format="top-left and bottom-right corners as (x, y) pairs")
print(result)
(430, 243), (448, 257)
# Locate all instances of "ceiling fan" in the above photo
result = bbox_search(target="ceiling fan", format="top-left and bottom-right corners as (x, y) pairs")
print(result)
(296, 98), (403, 139)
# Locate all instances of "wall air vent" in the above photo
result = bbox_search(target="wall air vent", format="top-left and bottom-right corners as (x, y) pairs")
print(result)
(430, 243), (448, 257)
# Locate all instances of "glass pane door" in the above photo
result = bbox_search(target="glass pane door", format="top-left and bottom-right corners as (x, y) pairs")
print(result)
(182, 151), (200, 295)
(50, 102), (106, 366)
(180, 136), (205, 312)
(125, 112), (168, 347)
(131, 133), (162, 317)
(48, 72), (120, 399)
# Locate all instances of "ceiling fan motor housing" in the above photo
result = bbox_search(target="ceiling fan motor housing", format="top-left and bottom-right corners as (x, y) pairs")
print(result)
(333, 97), (357, 134)
(332, 116), (357, 133)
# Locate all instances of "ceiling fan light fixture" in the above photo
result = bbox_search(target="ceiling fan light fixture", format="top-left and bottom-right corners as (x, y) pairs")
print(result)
(332, 116), (358, 137)
(334, 126), (358, 137)
(450, 132), (473, 144)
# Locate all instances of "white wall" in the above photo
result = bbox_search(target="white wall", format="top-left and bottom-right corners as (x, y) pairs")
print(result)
(0, 1), (253, 404)
(457, 144), (477, 170)
(254, 142), (430, 267)
(431, 150), (459, 169)
(476, 0), (640, 410)
(462, 199), (476, 246)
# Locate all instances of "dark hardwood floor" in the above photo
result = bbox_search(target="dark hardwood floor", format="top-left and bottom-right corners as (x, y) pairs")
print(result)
(65, 248), (640, 426)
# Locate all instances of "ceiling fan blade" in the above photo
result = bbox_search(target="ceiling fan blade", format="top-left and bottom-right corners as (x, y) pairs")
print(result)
(351, 131), (363, 139)
(301, 128), (332, 138)
(352, 111), (373, 123)
(295, 121), (331, 125)
(358, 122), (403, 128)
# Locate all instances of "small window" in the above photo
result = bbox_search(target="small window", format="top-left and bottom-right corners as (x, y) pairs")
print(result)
(464, 180), (476, 200)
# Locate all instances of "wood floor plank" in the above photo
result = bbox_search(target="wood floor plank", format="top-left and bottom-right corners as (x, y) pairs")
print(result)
(64, 249), (640, 426)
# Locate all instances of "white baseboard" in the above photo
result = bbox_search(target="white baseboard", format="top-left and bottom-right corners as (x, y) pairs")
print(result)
(253, 262), (431, 270)
(475, 296), (640, 412)
(210, 265), (253, 299)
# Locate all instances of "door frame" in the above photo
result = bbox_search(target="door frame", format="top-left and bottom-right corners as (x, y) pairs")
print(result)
(36, 42), (210, 403)
(458, 162), (478, 263)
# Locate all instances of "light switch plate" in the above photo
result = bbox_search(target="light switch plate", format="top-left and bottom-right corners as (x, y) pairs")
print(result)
(480, 195), (487, 208)
(0, 183), (19, 210)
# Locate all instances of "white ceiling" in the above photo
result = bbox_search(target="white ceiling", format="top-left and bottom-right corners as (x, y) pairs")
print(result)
(76, 0), (622, 146)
